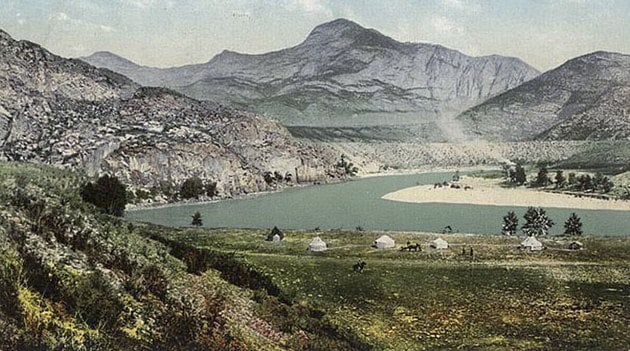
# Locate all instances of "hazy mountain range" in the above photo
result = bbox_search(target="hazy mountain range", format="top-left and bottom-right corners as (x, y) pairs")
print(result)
(1, 17), (629, 190)
(81, 19), (630, 144)
(458, 51), (630, 141)
(82, 19), (540, 141)
(0, 29), (339, 195)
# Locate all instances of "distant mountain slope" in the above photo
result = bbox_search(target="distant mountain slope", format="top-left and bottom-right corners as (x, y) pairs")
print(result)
(0, 29), (339, 196)
(458, 51), (630, 141)
(81, 19), (539, 138)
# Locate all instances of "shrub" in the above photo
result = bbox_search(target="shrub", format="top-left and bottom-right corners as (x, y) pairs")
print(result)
(80, 175), (127, 217)
(180, 177), (204, 199)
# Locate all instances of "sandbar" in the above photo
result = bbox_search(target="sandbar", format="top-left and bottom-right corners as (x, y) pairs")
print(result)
(382, 177), (630, 211)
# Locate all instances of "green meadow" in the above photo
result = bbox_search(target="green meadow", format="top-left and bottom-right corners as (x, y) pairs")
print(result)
(161, 228), (630, 350)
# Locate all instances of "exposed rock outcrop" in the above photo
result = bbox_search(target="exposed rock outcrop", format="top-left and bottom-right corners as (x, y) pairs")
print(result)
(0, 29), (340, 197)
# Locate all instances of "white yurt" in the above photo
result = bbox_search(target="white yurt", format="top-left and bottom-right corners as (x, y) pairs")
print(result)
(272, 234), (281, 242)
(430, 238), (449, 249)
(308, 237), (327, 252)
(521, 236), (543, 251)
(373, 235), (395, 249)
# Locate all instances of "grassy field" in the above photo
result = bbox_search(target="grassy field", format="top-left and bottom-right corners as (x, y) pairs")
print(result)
(163, 228), (630, 350)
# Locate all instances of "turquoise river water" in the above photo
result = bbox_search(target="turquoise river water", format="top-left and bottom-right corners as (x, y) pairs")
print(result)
(126, 173), (630, 236)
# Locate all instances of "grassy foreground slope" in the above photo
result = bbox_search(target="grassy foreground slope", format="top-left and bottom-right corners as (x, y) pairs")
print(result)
(163, 229), (630, 350)
(0, 162), (367, 350)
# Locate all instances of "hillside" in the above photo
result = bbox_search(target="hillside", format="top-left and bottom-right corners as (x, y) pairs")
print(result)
(81, 19), (539, 141)
(458, 51), (630, 141)
(0, 29), (340, 197)
(0, 162), (368, 350)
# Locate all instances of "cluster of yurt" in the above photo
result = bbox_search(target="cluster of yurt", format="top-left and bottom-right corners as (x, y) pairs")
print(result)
(265, 226), (575, 254)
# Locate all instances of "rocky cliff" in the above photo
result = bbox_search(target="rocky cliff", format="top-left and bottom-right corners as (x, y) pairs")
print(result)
(0, 29), (340, 197)
(81, 19), (539, 141)
(458, 51), (630, 141)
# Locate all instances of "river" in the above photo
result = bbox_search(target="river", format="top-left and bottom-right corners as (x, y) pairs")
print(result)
(127, 173), (630, 235)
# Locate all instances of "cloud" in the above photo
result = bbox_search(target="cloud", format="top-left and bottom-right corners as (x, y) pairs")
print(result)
(441, 0), (479, 13)
(49, 12), (70, 21)
(430, 16), (464, 35)
(16, 13), (26, 26)
(100, 25), (116, 33)
(49, 11), (116, 33)
(284, 0), (333, 17)
(120, 0), (175, 9)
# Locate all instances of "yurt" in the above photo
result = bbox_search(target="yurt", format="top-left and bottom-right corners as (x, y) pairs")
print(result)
(430, 238), (449, 249)
(308, 237), (327, 252)
(272, 234), (281, 242)
(373, 235), (395, 249)
(568, 241), (583, 250)
(521, 236), (543, 251)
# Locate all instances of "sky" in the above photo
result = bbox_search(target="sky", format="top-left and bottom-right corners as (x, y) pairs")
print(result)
(0, 0), (628, 71)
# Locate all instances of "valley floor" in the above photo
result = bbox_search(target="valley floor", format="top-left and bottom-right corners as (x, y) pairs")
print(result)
(165, 228), (630, 351)
(383, 176), (630, 211)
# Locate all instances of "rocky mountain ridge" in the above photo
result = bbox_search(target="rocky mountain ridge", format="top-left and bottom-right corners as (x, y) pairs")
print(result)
(0, 29), (340, 197)
(458, 51), (630, 141)
(81, 19), (540, 141)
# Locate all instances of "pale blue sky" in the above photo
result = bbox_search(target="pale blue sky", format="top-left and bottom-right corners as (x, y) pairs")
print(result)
(1, 0), (628, 71)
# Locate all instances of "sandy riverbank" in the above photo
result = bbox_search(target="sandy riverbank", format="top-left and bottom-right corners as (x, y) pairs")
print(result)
(382, 176), (630, 211)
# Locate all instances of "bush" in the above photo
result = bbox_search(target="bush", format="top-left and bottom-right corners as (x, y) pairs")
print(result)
(80, 175), (127, 217)
(180, 177), (204, 200)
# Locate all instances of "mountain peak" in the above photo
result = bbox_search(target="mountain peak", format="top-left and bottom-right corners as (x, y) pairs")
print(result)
(313, 18), (364, 32)
(303, 18), (401, 50)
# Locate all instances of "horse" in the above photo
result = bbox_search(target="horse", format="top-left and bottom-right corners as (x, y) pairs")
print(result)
(353, 260), (366, 273)
(400, 243), (421, 252)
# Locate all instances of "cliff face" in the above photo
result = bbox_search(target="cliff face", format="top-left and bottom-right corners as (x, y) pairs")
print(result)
(81, 19), (539, 140)
(0, 29), (340, 196)
(458, 51), (630, 141)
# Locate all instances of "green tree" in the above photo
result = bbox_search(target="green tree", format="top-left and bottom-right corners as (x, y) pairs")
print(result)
(577, 174), (593, 191)
(554, 170), (566, 188)
(522, 207), (554, 237)
(205, 181), (218, 197)
(514, 164), (527, 185)
(191, 211), (203, 227)
(567, 172), (577, 186)
(534, 166), (550, 187)
(267, 226), (284, 241)
(336, 155), (358, 177)
(564, 212), (583, 236)
(180, 177), (204, 199)
(501, 211), (519, 235)
(80, 175), (127, 216)
(593, 173), (614, 193)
